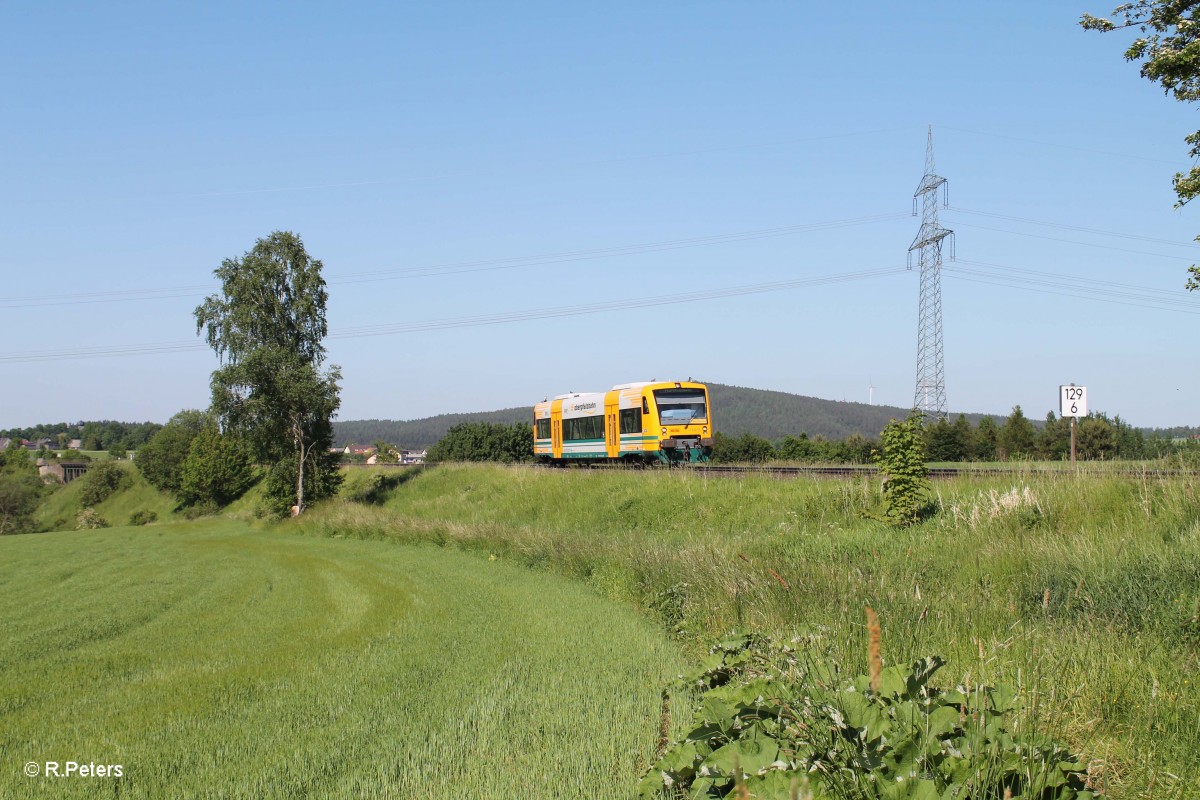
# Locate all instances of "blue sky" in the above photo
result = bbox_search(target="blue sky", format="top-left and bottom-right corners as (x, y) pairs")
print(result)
(3, 1), (1198, 430)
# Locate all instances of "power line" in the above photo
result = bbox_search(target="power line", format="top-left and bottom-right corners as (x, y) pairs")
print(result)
(945, 206), (1200, 250)
(955, 258), (1197, 303)
(0, 266), (907, 364)
(0, 212), (910, 309)
(943, 263), (1200, 314)
(945, 220), (1197, 262)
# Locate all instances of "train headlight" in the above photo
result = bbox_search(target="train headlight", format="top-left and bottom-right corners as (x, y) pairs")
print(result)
(661, 427), (667, 436)
(703, 426), (708, 434)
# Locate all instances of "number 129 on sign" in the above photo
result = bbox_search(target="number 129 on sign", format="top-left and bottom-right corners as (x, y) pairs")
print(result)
(1059, 385), (1087, 418)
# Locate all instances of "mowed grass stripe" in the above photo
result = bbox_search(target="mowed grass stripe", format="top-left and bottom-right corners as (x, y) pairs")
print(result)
(0, 522), (684, 799)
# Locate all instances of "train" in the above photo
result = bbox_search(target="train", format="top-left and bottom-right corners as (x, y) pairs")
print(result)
(533, 380), (714, 464)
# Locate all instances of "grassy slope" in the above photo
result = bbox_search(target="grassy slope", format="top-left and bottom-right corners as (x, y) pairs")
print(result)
(34, 461), (183, 531)
(298, 464), (1200, 799)
(0, 521), (684, 799)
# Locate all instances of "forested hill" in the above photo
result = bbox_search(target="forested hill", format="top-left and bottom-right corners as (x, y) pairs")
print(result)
(335, 408), (529, 449)
(333, 383), (1006, 448)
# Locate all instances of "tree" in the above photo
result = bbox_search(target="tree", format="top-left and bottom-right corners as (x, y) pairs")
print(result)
(975, 416), (999, 461)
(136, 409), (209, 494)
(1038, 411), (1071, 461)
(951, 414), (975, 461)
(999, 405), (1037, 460)
(76, 460), (130, 507)
(179, 425), (255, 507)
(1082, 2), (1200, 288)
(926, 416), (965, 462)
(195, 231), (342, 515)
(1077, 415), (1119, 460)
(778, 432), (815, 462)
(0, 446), (42, 534)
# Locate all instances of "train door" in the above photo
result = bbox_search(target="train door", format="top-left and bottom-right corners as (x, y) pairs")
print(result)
(605, 398), (619, 458)
(551, 399), (564, 459)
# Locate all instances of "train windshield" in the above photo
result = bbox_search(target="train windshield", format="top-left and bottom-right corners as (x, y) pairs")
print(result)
(653, 389), (707, 424)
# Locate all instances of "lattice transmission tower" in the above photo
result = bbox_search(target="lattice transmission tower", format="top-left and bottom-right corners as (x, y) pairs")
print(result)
(908, 126), (954, 418)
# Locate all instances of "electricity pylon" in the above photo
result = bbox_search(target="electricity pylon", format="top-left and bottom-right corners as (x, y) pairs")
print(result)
(908, 126), (954, 418)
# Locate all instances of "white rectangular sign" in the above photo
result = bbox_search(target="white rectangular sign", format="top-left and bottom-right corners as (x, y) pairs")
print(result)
(1059, 385), (1087, 418)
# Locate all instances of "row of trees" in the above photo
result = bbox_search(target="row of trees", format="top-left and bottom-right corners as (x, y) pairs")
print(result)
(413, 407), (1173, 466)
(0, 421), (162, 453)
(713, 406), (1160, 464)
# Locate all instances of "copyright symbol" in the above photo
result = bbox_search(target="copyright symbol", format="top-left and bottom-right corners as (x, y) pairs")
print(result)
(24, 762), (39, 777)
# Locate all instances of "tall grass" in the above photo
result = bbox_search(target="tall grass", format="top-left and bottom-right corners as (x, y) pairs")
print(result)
(294, 464), (1200, 798)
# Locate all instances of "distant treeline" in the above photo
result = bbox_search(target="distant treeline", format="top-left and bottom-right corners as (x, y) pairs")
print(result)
(714, 406), (1167, 464)
(418, 407), (1181, 466)
(335, 409), (529, 449)
(334, 383), (1194, 456)
(0, 420), (162, 451)
(332, 383), (1005, 449)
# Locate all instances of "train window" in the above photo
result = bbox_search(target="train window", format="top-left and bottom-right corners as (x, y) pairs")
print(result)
(535, 418), (551, 440)
(619, 408), (642, 434)
(653, 389), (707, 423)
(563, 415), (605, 441)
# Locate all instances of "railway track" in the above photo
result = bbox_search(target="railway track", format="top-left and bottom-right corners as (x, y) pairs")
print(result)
(344, 461), (1199, 480)
(523, 462), (1200, 480)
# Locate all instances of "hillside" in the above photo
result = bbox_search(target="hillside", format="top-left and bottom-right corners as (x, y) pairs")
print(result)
(333, 383), (1004, 447)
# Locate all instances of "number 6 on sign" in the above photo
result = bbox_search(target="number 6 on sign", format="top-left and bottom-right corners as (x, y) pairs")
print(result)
(1059, 385), (1087, 418)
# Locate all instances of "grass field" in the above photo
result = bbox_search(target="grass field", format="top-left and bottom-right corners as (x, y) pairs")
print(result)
(0, 520), (685, 798)
(298, 464), (1200, 798)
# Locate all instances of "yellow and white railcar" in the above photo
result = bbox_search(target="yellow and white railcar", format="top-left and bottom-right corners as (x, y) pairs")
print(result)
(533, 380), (713, 464)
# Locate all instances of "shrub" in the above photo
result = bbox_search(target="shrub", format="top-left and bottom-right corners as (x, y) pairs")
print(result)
(76, 461), (130, 507)
(179, 427), (254, 507)
(872, 410), (932, 527)
(136, 409), (208, 494)
(76, 508), (110, 530)
(426, 422), (532, 464)
(183, 500), (219, 520)
(0, 472), (44, 534)
(641, 632), (1093, 799)
(129, 510), (158, 526)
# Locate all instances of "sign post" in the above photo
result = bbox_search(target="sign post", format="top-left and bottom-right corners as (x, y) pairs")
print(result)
(1059, 384), (1087, 464)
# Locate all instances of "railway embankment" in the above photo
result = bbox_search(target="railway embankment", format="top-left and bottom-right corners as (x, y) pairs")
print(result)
(297, 462), (1200, 797)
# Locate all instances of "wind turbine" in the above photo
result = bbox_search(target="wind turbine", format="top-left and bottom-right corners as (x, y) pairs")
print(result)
(868, 378), (875, 406)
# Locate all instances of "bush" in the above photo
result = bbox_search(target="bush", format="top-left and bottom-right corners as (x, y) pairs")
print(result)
(179, 427), (255, 507)
(427, 422), (532, 464)
(136, 410), (208, 494)
(0, 472), (44, 534)
(76, 508), (110, 530)
(710, 432), (776, 463)
(183, 500), (219, 520)
(76, 461), (130, 507)
(641, 632), (1092, 799)
(872, 410), (932, 527)
(129, 510), (158, 526)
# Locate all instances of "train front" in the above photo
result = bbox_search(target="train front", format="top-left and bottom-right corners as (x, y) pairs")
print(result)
(647, 382), (713, 463)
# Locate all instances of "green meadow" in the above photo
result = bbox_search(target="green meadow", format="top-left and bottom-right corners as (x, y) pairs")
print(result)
(0, 520), (684, 799)
(3, 463), (1199, 797)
